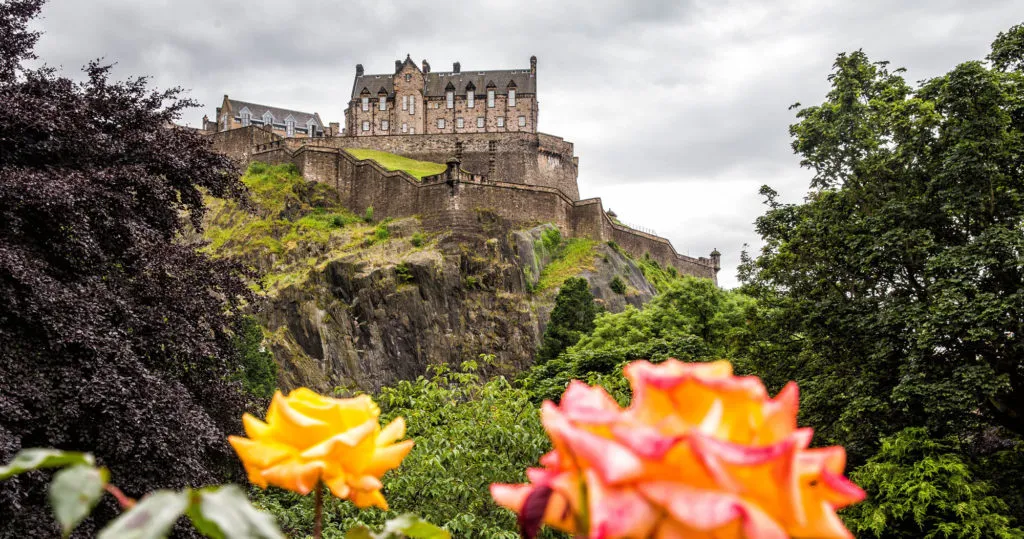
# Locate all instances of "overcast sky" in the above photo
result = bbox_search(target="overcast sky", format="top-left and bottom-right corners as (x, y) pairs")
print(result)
(29, 0), (1023, 287)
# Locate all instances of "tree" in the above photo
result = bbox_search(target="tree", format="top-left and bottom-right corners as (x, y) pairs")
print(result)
(232, 315), (278, 400)
(0, 1), (251, 535)
(535, 277), (600, 363)
(741, 25), (1024, 532)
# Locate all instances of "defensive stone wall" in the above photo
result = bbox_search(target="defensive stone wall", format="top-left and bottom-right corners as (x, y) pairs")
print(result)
(207, 125), (282, 164)
(245, 140), (719, 282)
(255, 130), (580, 201)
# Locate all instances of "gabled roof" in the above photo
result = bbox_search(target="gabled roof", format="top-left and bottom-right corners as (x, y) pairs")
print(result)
(226, 99), (320, 126)
(350, 63), (536, 100)
(426, 70), (533, 97)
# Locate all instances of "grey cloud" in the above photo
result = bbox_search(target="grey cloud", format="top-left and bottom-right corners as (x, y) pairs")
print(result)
(28, 0), (1024, 286)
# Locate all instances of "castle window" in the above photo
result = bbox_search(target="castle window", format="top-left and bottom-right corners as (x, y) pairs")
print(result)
(487, 90), (495, 108)
(446, 91), (454, 109)
(286, 119), (295, 137)
(361, 97), (369, 111)
(409, 99), (415, 115)
(409, 127), (415, 134)
(508, 89), (516, 106)
(518, 115), (526, 127)
(402, 95), (408, 111)
(456, 117), (464, 128)
(362, 121), (370, 131)
(437, 118), (446, 129)
(467, 91), (474, 108)
(379, 96), (387, 111)
(405, 74), (411, 81)
(382, 120), (389, 131)
(263, 112), (273, 126)
(496, 117), (504, 127)
(240, 111), (251, 126)
(402, 122), (408, 133)
(476, 117), (484, 128)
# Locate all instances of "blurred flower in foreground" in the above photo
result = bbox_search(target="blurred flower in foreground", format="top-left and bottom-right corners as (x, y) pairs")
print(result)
(229, 388), (413, 509)
(491, 359), (866, 538)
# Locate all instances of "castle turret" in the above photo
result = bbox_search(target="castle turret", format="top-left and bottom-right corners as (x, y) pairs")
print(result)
(356, 64), (364, 76)
(710, 249), (721, 272)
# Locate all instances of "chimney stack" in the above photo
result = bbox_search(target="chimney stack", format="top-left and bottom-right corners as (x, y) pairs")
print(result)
(530, 56), (537, 75)
(356, 64), (364, 76)
(422, 59), (430, 73)
(453, 61), (461, 73)
(395, 60), (402, 73)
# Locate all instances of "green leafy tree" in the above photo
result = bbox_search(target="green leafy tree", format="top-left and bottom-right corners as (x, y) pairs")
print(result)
(844, 428), (1024, 539)
(536, 277), (600, 363)
(232, 315), (278, 399)
(740, 24), (1024, 533)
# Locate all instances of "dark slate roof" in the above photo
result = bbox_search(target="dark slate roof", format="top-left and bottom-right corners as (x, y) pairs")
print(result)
(425, 70), (534, 97)
(227, 99), (320, 125)
(350, 68), (535, 99)
(350, 75), (394, 100)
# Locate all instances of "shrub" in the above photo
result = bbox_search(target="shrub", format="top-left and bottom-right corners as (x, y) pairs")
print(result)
(410, 232), (425, 247)
(609, 276), (627, 295)
(363, 206), (374, 223)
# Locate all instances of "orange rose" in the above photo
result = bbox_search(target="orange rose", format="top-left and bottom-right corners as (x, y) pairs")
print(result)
(229, 388), (413, 510)
(491, 360), (865, 538)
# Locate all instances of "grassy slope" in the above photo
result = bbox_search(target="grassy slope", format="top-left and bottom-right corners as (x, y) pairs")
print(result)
(344, 148), (447, 179)
(202, 162), (416, 295)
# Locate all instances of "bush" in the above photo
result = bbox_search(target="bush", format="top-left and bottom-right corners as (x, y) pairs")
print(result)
(363, 206), (375, 223)
(410, 232), (425, 247)
(609, 276), (627, 295)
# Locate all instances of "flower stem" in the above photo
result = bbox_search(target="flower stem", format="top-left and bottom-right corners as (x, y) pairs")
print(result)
(104, 484), (135, 510)
(313, 481), (323, 539)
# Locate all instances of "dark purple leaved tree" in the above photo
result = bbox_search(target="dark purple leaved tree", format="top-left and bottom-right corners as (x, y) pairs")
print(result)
(0, 1), (253, 535)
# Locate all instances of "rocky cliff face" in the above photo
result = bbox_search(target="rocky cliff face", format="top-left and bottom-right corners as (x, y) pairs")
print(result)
(202, 164), (661, 393)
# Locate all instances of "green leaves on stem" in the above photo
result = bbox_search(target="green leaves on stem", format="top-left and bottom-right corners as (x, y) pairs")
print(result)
(2, 448), (284, 539)
(344, 513), (451, 539)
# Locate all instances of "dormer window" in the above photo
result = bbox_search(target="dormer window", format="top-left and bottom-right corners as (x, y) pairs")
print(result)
(446, 90), (454, 109)
(379, 95), (387, 111)
(240, 110), (251, 126)
(361, 96), (369, 111)
(263, 112), (273, 126)
(286, 119), (295, 137)
(307, 120), (318, 137)
(508, 89), (516, 107)
(487, 90), (495, 108)
(467, 90), (474, 108)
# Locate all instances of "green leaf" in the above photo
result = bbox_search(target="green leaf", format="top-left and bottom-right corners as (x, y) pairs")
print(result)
(382, 514), (451, 539)
(187, 485), (283, 539)
(343, 526), (376, 539)
(0, 448), (95, 480)
(98, 490), (190, 539)
(48, 464), (109, 537)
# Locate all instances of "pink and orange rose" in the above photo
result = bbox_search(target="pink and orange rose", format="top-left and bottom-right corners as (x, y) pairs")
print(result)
(491, 360), (865, 538)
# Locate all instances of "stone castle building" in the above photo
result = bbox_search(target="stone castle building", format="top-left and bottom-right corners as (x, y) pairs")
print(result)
(203, 55), (721, 283)
(347, 55), (538, 137)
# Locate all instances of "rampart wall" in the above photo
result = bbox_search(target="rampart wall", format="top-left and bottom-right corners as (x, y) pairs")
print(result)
(254, 131), (580, 201)
(246, 141), (719, 282)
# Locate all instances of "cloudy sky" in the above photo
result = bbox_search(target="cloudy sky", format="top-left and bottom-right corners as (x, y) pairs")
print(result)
(29, 0), (1022, 287)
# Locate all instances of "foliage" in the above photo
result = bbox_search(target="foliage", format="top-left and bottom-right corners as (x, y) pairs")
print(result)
(363, 206), (375, 223)
(410, 232), (425, 248)
(536, 277), (600, 363)
(0, 3), (252, 534)
(1, 449), (283, 539)
(520, 276), (757, 403)
(536, 238), (598, 291)
(253, 361), (560, 539)
(608, 275), (626, 295)
(231, 316), (278, 399)
(343, 514), (449, 539)
(345, 149), (447, 180)
(740, 26), (1024, 532)
(843, 428), (1024, 538)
